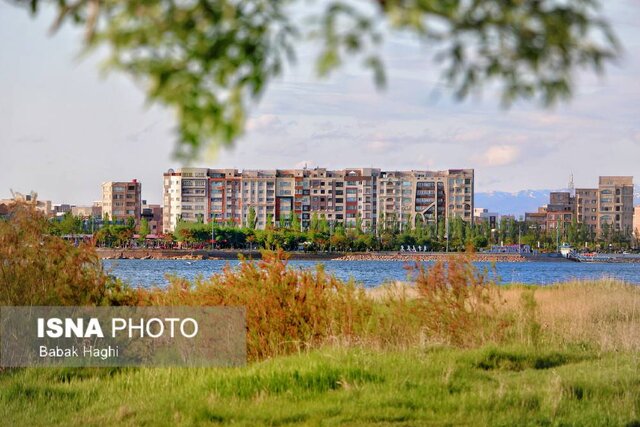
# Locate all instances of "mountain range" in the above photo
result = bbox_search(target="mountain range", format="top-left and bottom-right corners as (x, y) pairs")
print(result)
(475, 186), (640, 218)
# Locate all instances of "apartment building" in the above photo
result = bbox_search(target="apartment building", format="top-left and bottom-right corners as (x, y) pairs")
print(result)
(101, 180), (142, 223)
(524, 208), (547, 232)
(575, 188), (598, 234)
(141, 201), (163, 235)
(597, 176), (634, 235)
(162, 168), (474, 233)
(545, 191), (575, 231)
(377, 169), (473, 229)
(524, 176), (635, 237)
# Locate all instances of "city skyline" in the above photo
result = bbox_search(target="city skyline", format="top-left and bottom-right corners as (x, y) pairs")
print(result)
(1, 2), (639, 206)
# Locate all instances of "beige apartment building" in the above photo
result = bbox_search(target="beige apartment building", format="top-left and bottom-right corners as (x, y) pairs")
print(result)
(162, 168), (474, 233)
(575, 188), (598, 234)
(101, 180), (142, 223)
(597, 176), (634, 235)
(525, 176), (635, 237)
(377, 169), (473, 230)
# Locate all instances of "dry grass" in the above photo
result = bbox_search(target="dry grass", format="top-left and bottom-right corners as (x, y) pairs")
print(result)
(372, 278), (640, 353)
(502, 280), (640, 352)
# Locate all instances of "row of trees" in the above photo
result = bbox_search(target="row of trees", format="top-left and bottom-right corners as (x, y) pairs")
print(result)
(49, 213), (152, 247)
(46, 210), (638, 252)
(173, 211), (639, 252)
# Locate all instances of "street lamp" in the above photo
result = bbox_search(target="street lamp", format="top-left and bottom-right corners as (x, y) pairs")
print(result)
(211, 217), (219, 251)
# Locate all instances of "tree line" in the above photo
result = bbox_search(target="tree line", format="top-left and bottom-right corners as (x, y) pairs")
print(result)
(46, 209), (638, 252)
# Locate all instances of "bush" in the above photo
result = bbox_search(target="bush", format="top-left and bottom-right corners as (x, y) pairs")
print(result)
(0, 203), (139, 306)
(141, 251), (373, 360)
(411, 255), (509, 347)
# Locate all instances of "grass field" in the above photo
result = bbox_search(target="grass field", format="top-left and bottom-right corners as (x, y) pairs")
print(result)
(2, 279), (640, 426)
(1, 346), (639, 426)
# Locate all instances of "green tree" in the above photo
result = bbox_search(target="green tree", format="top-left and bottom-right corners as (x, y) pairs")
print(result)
(319, 215), (330, 234)
(54, 212), (83, 235)
(139, 218), (150, 239)
(354, 212), (363, 234)
(247, 207), (257, 230)
(17, 0), (620, 158)
(290, 211), (300, 231)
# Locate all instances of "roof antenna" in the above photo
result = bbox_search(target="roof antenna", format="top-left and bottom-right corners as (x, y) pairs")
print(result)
(568, 172), (575, 197)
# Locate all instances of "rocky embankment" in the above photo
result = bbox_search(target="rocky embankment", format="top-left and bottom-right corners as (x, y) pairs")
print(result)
(97, 249), (219, 260)
(333, 252), (529, 262)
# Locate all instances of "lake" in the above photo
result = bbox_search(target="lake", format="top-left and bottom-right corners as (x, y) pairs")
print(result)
(102, 259), (640, 288)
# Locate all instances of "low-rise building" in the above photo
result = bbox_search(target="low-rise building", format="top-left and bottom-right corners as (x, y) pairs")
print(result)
(141, 201), (163, 235)
(474, 208), (499, 229)
(72, 202), (102, 219)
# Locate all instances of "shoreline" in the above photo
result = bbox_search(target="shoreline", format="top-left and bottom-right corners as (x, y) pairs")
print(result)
(97, 248), (571, 263)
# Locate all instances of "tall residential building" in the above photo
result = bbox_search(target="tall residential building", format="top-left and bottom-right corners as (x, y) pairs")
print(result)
(162, 167), (474, 233)
(575, 188), (598, 234)
(597, 176), (634, 235)
(101, 179), (142, 223)
(377, 169), (473, 229)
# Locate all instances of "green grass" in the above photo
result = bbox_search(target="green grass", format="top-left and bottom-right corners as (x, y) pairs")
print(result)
(2, 346), (640, 426)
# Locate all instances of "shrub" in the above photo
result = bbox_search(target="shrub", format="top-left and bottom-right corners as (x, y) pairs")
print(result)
(411, 254), (508, 347)
(0, 203), (139, 306)
(141, 251), (373, 360)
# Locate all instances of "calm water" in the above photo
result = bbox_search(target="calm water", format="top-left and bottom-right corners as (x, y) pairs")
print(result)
(102, 259), (640, 288)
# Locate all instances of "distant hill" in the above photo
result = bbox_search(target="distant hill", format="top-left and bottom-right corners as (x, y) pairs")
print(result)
(475, 190), (553, 218)
(475, 185), (640, 218)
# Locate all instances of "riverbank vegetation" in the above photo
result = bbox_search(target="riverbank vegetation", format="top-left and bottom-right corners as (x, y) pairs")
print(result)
(49, 208), (640, 252)
(2, 205), (640, 425)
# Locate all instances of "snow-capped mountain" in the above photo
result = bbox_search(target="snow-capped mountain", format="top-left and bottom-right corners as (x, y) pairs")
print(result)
(475, 190), (553, 218)
(475, 185), (640, 218)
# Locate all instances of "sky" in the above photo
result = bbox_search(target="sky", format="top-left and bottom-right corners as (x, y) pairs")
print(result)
(1, 2), (639, 205)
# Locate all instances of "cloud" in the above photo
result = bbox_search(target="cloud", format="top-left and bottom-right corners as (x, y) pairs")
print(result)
(246, 115), (293, 135)
(367, 140), (392, 153)
(474, 145), (521, 167)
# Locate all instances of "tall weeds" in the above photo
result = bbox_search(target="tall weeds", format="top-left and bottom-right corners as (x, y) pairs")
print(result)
(411, 255), (508, 347)
(141, 251), (372, 361)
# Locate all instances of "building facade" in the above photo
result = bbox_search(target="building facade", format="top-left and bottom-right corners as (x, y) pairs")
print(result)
(633, 206), (640, 239)
(524, 176), (635, 238)
(141, 201), (163, 235)
(162, 168), (474, 233)
(597, 176), (634, 236)
(101, 180), (142, 223)
(545, 191), (575, 232)
(474, 208), (499, 229)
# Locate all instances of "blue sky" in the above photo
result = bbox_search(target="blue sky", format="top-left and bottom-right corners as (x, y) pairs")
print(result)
(1, 1), (639, 205)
